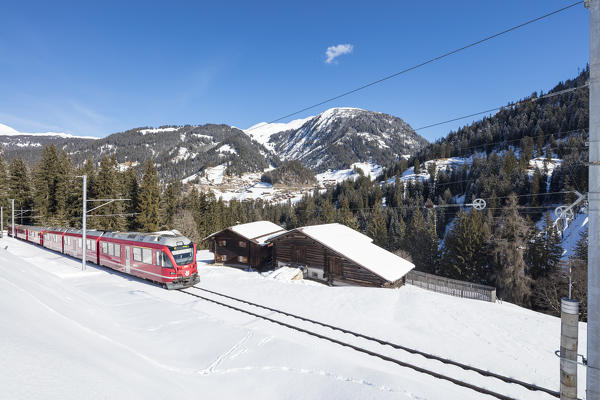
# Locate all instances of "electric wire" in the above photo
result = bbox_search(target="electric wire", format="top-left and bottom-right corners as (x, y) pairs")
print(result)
(247, 1), (584, 130)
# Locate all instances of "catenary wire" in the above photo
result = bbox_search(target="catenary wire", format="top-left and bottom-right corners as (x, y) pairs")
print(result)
(247, 1), (583, 130)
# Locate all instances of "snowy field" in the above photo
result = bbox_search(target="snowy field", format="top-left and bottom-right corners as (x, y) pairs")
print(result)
(0, 236), (588, 399)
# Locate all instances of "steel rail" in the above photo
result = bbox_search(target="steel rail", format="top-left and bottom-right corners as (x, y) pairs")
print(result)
(181, 286), (560, 399)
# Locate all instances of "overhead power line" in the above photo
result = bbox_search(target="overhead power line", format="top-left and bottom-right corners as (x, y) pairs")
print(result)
(414, 85), (588, 131)
(248, 1), (584, 130)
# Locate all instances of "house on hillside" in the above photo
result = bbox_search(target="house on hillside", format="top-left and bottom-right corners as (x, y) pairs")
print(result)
(267, 223), (414, 288)
(205, 221), (287, 270)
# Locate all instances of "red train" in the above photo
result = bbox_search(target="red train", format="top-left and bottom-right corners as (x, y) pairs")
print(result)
(7, 224), (199, 289)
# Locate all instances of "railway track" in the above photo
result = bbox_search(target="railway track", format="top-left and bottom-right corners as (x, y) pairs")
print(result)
(180, 285), (560, 400)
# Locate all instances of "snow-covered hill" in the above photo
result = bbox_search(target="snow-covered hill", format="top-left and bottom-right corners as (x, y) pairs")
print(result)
(247, 108), (426, 172)
(0, 234), (588, 399)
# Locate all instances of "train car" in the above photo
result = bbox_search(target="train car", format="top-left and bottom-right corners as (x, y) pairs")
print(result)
(43, 227), (67, 253)
(25, 226), (45, 246)
(61, 228), (102, 263)
(15, 225), (27, 240)
(63, 229), (82, 259)
(100, 231), (199, 289)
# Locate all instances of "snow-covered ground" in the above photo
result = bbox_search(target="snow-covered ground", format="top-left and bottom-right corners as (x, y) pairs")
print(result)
(317, 162), (383, 186)
(183, 163), (382, 204)
(387, 157), (471, 185)
(0, 236), (588, 399)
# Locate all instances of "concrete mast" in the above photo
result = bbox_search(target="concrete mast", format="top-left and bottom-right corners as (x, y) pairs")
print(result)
(586, 0), (600, 398)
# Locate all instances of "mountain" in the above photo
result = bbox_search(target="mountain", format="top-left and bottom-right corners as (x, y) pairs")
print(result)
(246, 108), (427, 172)
(1, 108), (427, 181)
(0, 123), (98, 161)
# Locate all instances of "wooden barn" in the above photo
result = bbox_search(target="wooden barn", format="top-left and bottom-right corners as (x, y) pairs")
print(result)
(267, 223), (414, 288)
(205, 221), (287, 270)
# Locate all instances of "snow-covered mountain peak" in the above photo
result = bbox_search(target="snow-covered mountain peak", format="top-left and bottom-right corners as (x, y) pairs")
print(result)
(0, 123), (20, 135)
(0, 122), (98, 139)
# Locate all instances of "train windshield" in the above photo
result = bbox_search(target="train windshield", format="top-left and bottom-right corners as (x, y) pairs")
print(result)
(170, 246), (194, 266)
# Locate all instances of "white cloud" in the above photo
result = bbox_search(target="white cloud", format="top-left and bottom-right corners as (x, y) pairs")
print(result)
(325, 43), (354, 64)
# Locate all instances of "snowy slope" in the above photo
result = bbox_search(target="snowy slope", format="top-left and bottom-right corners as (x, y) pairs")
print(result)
(0, 236), (588, 399)
(244, 117), (314, 151)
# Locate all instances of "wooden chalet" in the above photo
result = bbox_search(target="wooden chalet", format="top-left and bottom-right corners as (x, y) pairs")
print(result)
(205, 221), (287, 270)
(267, 223), (415, 288)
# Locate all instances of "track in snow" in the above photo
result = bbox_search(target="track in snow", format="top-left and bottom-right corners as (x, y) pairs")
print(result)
(181, 286), (561, 400)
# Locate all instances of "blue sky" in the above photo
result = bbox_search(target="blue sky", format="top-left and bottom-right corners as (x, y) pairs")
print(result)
(0, 0), (590, 142)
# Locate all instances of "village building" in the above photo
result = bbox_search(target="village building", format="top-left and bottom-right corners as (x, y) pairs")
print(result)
(205, 221), (287, 270)
(267, 223), (415, 288)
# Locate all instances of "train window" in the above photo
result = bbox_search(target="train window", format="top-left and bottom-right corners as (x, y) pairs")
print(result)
(238, 256), (248, 263)
(218, 240), (227, 247)
(162, 253), (173, 268)
(133, 247), (142, 262)
(78, 238), (82, 248)
(108, 243), (114, 256)
(86, 239), (91, 250)
(101, 242), (107, 254)
(238, 241), (247, 248)
(142, 248), (152, 264)
(114, 244), (120, 257)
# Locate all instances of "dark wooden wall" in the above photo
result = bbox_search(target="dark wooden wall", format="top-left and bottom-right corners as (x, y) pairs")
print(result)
(209, 230), (273, 270)
(272, 231), (400, 288)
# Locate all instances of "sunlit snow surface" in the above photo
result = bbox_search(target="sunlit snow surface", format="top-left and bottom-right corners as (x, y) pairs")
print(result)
(0, 236), (587, 399)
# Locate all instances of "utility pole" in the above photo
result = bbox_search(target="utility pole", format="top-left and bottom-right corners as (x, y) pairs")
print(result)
(11, 199), (14, 238)
(78, 175), (87, 271)
(586, 0), (600, 398)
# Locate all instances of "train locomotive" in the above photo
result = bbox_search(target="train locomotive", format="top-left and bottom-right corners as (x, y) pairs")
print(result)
(7, 224), (199, 289)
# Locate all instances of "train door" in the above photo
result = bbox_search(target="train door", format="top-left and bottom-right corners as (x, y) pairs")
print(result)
(125, 246), (131, 273)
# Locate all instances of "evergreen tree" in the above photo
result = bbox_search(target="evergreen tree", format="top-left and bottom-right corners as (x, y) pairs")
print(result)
(122, 167), (140, 230)
(367, 202), (387, 247)
(93, 155), (125, 230)
(525, 213), (562, 280)
(160, 180), (182, 229)
(136, 160), (161, 232)
(335, 197), (357, 230)
(491, 193), (532, 306)
(440, 210), (491, 282)
(0, 147), (8, 222)
(8, 158), (33, 224)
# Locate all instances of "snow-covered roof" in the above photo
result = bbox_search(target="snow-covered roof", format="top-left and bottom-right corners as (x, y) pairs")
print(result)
(205, 221), (287, 245)
(271, 223), (414, 283)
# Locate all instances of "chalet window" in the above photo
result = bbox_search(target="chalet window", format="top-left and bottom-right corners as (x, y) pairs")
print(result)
(218, 240), (227, 247)
(133, 247), (142, 262)
(102, 242), (108, 254)
(220, 254), (228, 262)
(237, 256), (247, 263)
(238, 241), (247, 248)
(142, 248), (153, 264)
